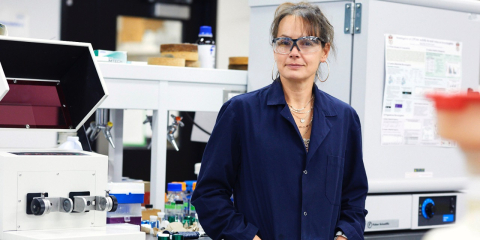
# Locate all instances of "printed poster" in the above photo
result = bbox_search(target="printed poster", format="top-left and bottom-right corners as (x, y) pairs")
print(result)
(381, 34), (462, 147)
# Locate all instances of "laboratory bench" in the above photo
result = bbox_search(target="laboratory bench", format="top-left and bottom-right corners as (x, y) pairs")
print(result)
(144, 230), (428, 240)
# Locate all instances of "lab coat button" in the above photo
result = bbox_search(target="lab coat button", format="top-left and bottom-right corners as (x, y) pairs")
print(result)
(303, 170), (307, 174)
(304, 212), (307, 216)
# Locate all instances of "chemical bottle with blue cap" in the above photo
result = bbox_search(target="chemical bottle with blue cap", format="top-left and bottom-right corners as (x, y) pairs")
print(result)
(184, 180), (197, 217)
(196, 26), (216, 68)
(172, 181), (189, 216)
(165, 183), (185, 222)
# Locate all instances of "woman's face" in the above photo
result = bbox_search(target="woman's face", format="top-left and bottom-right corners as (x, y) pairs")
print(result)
(275, 15), (330, 83)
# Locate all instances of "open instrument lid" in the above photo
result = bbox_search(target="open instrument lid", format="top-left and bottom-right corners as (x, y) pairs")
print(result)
(0, 36), (108, 131)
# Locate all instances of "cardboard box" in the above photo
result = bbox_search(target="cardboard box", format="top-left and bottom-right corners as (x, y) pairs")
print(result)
(142, 208), (162, 221)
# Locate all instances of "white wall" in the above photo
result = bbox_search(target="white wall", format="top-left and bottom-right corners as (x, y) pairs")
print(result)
(216, 0), (251, 69)
(0, 0), (62, 149)
(0, 0), (61, 39)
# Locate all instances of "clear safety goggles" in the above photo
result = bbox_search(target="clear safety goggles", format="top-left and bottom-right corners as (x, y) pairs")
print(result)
(272, 36), (324, 55)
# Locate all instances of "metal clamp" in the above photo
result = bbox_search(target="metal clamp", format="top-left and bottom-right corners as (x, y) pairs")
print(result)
(31, 193), (73, 216)
(167, 114), (184, 151)
(72, 191), (118, 213)
(86, 109), (115, 148)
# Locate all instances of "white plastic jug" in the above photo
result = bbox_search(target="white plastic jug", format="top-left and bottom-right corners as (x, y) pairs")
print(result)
(58, 136), (83, 150)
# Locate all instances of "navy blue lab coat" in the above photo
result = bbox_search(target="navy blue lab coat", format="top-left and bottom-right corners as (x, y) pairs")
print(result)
(192, 79), (368, 240)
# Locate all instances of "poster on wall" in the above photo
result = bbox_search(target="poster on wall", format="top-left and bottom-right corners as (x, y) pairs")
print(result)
(381, 34), (462, 147)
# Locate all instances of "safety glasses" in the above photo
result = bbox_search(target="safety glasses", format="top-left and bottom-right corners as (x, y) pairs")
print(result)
(272, 36), (324, 55)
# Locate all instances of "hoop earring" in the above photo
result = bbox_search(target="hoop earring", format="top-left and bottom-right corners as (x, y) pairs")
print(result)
(317, 61), (330, 82)
(271, 61), (280, 81)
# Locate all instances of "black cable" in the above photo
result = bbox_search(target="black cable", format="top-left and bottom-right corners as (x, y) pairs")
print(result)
(184, 113), (212, 136)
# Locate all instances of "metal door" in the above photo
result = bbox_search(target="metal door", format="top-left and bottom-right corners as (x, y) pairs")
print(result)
(351, 0), (480, 193)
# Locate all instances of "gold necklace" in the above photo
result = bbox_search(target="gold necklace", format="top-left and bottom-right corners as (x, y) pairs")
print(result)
(288, 95), (314, 112)
(291, 106), (313, 123)
(301, 123), (312, 152)
(289, 106), (313, 114)
(292, 111), (313, 125)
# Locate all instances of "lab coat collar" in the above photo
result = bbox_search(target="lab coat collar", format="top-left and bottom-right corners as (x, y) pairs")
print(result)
(267, 78), (337, 158)
(308, 88), (334, 161)
(266, 78), (338, 117)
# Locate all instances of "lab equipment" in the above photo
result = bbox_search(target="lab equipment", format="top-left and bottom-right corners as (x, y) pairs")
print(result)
(58, 136), (83, 150)
(107, 182), (144, 227)
(158, 212), (170, 229)
(166, 183), (186, 222)
(158, 233), (170, 240)
(150, 215), (159, 228)
(30, 193), (73, 215)
(71, 191), (118, 213)
(86, 109), (116, 148)
(173, 200), (185, 223)
(184, 181), (197, 217)
(172, 234), (184, 240)
(167, 114), (184, 151)
(0, 36), (144, 240)
(196, 26), (216, 68)
(174, 232), (200, 239)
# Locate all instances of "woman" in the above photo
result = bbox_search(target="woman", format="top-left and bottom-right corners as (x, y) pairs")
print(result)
(192, 2), (368, 240)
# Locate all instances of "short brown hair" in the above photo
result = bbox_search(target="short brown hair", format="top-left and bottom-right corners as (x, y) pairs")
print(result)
(270, 2), (336, 56)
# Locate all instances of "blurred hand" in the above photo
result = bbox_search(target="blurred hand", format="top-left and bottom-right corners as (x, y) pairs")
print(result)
(336, 236), (347, 240)
(253, 235), (261, 240)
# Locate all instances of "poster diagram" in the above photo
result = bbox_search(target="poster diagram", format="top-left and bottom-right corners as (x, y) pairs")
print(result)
(381, 34), (462, 147)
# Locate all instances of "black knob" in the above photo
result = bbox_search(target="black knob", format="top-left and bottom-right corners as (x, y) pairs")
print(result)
(425, 203), (436, 218)
(31, 198), (46, 216)
(109, 195), (118, 212)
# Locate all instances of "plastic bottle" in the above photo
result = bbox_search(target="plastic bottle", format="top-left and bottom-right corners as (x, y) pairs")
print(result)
(196, 26), (216, 69)
(58, 136), (83, 150)
(150, 215), (158, 228)
(188, 182), (197, 218)
(174, 200), (184, 223)
(172, 181), (190, 217)
(172, 234), (184, 240)
(166, 183), (185, 222)
(158, 212), (169, 229)
(158, 234), (170, 240)
(184, 181), (196, 216)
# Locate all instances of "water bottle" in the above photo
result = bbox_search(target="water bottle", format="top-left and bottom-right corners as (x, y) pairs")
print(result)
(196, 26), (216, 68)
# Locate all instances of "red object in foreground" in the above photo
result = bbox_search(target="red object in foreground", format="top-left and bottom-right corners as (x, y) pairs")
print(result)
(426, 92), (480, 111)
(426, 91), (480, 151)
